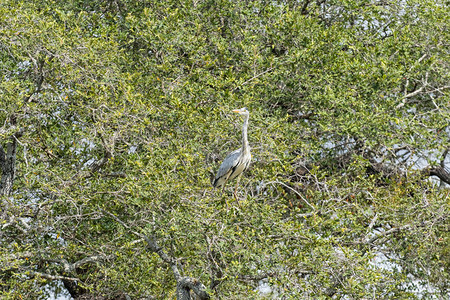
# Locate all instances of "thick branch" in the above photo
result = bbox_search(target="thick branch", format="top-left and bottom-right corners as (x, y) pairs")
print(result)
(420, 149), (450, 185)
(0, 124), (24, 196)
(177, 277), (210, 300)
(144, 236), (210, 300)
(0, 142), (15, 196)
(105, 210), (210, 300)
(23, 54), (47, 103)
(144, 235), (181, 281)
(238, 272), (277, 282)
(104, 211), (207, 299)
(364, 225), (411, 245)
(300, 0), (312, 15)
(27, 270), (79, 282)
(424, 165), (450, 185)
(47, 255), (111, 274)
(90, 150), (112, 173)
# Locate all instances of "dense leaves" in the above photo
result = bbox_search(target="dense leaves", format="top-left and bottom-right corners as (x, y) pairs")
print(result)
(1, 0), (448, 299)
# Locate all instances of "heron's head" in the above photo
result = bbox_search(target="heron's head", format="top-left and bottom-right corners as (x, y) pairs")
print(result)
(232, 107), (249, 116)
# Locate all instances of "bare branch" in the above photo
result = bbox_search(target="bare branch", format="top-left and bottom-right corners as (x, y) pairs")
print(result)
(0, 126), (23, 196)
(177, 277), (210, 300)
(425, 165), (450, 185)
(396, 72), (429, 109)
(268, 180), (316, 210)
(233, 67), (274, 91)
(72, 255), (111, 270)
(441, 148), (449, 168)
(403, 85), (425, 100)
(26, 270), (79, 282)
(238, 272), (276, 282)
(101, 209), (144, 238)
(90, 150), (112, 173)
(144, 235), (181, 281)
(104, 210), (210, 300)
(365, 225), (411, 245)
(102, 172), (127, 178)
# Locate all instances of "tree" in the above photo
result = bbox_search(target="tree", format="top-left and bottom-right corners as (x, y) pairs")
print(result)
(1, 0), (448, 299)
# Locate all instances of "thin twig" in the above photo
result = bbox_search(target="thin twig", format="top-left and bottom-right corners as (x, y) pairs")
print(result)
(233, 67), (274, 91)
(268, 180), (316, 210)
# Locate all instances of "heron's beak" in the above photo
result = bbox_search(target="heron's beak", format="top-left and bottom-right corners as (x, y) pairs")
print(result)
(232, 109), (240, 113)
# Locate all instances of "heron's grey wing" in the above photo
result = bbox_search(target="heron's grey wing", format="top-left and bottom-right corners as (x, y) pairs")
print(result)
(215, 149), (241, 179)
(213, 149), (241, 187)
(228, 151), (251, 181)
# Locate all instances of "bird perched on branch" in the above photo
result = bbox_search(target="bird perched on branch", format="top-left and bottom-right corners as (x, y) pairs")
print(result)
(213, 108), (251, 202)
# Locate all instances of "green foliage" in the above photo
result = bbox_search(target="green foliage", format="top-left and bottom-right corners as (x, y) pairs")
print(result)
(1, 0), (448, 299)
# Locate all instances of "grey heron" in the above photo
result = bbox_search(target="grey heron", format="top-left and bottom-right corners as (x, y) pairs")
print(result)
(213, 108), (251, 202)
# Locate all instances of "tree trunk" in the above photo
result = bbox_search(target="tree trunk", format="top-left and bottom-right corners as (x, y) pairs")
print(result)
(0, 139), (17, 196)
(176, 277), (210, 300)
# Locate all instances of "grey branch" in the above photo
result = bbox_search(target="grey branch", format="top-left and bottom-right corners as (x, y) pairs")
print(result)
(73, 255), (111, 271)
(177, 277), (210, 300)
(101, 209), (144, 238)
(421, 149), (450, 185)
(238, 272), (277, 282)
(426, 165), (450, 185)
(90, 150), (112, 173)
(396, 72), (429, 109)
(233, 67), (274, 91)
(27, 270), (79, 282)
(144, 236), (210, 299)
(269, 180), (315, 210)
(0, 125), (24, 196)
(105, 210), (210, 300)
(365, 225), (411, 245)
(144, 235), (181, 281)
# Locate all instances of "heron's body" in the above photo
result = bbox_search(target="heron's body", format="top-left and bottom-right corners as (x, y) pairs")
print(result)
(213, 108), (251, 199)
(213, 148), (251, 189)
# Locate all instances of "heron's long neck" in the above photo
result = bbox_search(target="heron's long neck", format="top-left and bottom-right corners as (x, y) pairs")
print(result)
(241, 114), (249, 153)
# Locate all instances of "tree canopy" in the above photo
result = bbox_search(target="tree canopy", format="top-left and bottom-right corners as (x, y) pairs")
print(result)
(1, 0), (449, 299)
